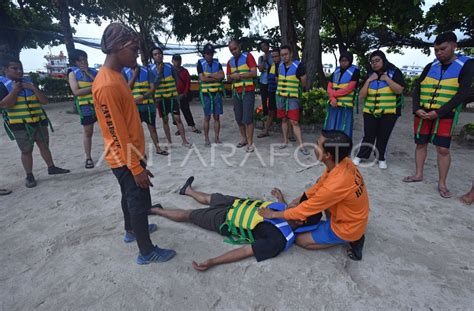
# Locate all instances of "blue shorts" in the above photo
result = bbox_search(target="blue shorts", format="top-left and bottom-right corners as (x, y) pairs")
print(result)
(310, 220), (348, 245)
(78, 104), (97, 125)
(202, 93), (223, 116)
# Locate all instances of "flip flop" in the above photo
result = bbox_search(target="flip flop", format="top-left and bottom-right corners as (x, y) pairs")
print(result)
(289, 136), (297, 142)
(204, 141), (212, 147)
(0, 189), (12, 196)
(85, 158), (94, 169)
(438, 186), (453, 199)
(156, 149), (169, 156)
(300, 148), (310, 156)
(246, 145), (255, 153)
(402, 176), (423, 183)
(236, 142), (248, 148)
(179, 176), (194, 195)
(152, 203), (163, 209)
(277, 144), (288, 150)
(192, 129), (202, 134)
(257, 132), (269, 138)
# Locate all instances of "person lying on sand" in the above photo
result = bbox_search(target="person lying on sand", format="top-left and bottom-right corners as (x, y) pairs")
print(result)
(149, 176), (322, 272)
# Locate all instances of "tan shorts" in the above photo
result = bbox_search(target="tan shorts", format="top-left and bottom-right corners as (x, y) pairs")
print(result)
(11, 122), (49, 153)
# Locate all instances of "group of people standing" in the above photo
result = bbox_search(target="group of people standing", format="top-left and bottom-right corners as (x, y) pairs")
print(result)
(0, 22), (472, 268)
(323, 32), (473, 199)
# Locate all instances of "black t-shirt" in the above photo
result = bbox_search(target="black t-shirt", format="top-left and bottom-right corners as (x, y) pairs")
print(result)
(363, 67), (405, 115)
(412, 59), (474, 118)
(197, 61), (223, 74)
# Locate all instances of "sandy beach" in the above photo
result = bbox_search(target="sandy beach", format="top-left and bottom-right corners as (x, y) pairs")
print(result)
(1, 97), (473, 310)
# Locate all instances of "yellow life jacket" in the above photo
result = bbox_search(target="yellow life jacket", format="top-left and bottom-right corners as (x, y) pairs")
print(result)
(419, 55), (471, 111)
(276, 60), (302, 98)
(363, 69), (400, 116)
(199, 58), (224, 94)
(229, 52), (254, 92)
(332, 65), (358, 108)
(123, 66), (153, 105)
(150, 63), (178, 99)
(0, 76), (47, 125)
(70, 67), (97, 106)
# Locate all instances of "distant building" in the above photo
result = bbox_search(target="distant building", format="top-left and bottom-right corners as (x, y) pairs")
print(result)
(401, 65), (423, 77)
(44, 51), (68, 78)
(323, 63), (334, 74)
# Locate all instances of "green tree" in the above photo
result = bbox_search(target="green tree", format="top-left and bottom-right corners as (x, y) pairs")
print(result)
(0, 1), (61, 60)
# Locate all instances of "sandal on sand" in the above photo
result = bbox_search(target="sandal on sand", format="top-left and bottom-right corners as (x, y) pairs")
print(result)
(257, 132), (269, 138)
(289, 136), (296, 142)
(85, 159), (94, 169)
(438, 186), (453, 199)
(300, 148), (310, 156)
(277, 144), (288, 150)
(0, 189), (12, 196)
(192, 128), (202, 134)
(402, 176), (423, 183)
(156, 149), (169, 156)
(179, 176), (194, 195)
(236, 142), (247, 148)
(152, 203), (163, 209)
(246, 145), (255, 153)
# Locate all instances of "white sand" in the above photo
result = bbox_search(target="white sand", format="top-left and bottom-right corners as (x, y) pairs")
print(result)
(1, 98), (473, 310)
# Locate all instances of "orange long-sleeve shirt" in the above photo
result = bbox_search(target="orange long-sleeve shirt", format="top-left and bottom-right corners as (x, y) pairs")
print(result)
(284, 158), (369, 241)
(92, 66), (145, 176)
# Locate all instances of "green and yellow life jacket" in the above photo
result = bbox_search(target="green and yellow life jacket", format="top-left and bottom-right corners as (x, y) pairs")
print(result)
(123, 66), (154, 105)
(0, 76), (52, 141)
(229, 52), (255, 94)
(70, 66), (97, 106)
(363, 69), (401, 116)
(417, 55), (472, 139)
(150, 62), (178, 99)
(332, 64), (358, 108)
(276, 60), (302, 99)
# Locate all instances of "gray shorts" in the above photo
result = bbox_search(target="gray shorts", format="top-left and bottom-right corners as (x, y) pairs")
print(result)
(233, 91), (255, 125)
(276, 97), (300, 111)
(189, 193), (239, 234)
(11, 123), (49, 153)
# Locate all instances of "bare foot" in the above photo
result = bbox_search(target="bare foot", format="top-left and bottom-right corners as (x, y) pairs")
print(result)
(215, 138), (222, 144)
(271, 188), (284, 202)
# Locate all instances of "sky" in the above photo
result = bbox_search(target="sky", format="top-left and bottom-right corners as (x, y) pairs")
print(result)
(20, 1), (442, 74)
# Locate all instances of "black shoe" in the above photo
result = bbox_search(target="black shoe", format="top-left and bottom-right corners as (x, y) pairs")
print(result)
(48, 166), (71, 175)
(25, 174), (37, 188)
(347, 235), (365, 261)
(179, 176), (194, 195)
(175, 130), (180, 136)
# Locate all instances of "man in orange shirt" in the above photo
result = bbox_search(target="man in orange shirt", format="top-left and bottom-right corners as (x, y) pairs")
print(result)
(92, 23), (176, 265)
(259, 130), (369, 260)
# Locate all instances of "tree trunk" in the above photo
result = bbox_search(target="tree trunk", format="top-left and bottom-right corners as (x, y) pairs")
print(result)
(302, 0), (324, 88)
(277, 0), (299, 59)
(55, 0), (75, 63)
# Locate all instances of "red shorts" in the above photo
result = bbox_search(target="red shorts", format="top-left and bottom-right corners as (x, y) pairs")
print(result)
(413, 116), (453, 148)
(277, 109), (300, 122)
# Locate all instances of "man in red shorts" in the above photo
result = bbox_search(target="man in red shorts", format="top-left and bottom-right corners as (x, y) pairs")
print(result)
(403, 32), (473, 198)
(275, 45), (308, 155)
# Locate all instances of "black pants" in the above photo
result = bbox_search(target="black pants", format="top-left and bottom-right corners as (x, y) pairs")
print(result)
(357, 113), (398, 161)
(260, 83), (269, 116)
(112, 164), (154, 256)
(174, 95), (196, 127)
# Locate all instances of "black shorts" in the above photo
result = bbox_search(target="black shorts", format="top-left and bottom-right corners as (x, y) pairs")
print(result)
(139, 110), (156, 128)
(156, 98), (180, 118)
(267, 92), (276, 112)
(81, 115), (97, 126)
(188, 193), (238, 234)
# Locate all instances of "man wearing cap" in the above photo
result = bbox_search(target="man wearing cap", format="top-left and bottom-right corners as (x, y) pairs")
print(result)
(227, 39), (258, 153)
(172, 54), (201, 135)
(92, 23), (176, 264)
(403, 32), (473, 198)
(197, 43), (225, 146)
